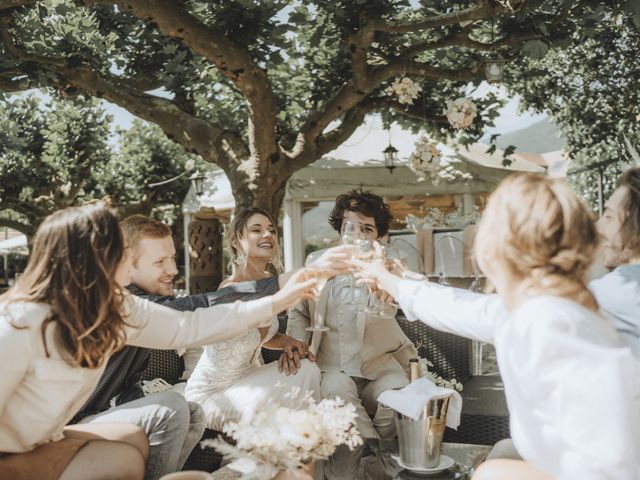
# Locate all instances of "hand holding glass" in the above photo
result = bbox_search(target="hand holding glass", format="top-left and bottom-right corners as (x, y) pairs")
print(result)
(342, 221), (365, 304)
(304, 267), (331, 332)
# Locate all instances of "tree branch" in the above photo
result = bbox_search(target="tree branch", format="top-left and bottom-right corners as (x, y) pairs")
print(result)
(287, 98), (382, 174)
(372, 1), (526, 34)
(347, 11), (376, 88)
(400, 29), (540, 60)
(0, 0), (34, 12)
(0, 15), (249, 170)
(0, 198), (46, 223)
(0, 75), (31, 91)
(0, 217), (35, 236)
(86, 0), (278, 164)
(366, 97), (448, 124)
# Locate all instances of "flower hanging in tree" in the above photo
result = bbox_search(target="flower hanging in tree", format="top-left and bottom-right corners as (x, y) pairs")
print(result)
(408, 135), (442, 182)
(385, 77), (422, 105)
(443, 97), (478, 129)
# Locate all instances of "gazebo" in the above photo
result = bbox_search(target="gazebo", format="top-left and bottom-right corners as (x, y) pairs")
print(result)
(182, 153), (542, 287)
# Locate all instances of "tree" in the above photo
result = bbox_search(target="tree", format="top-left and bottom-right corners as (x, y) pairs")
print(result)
(2, 0), (631, 219)
(0, 91), (198, 234)
(92, 119), (202, 219)
(0, 93), (111, 234)
(503, 8), (640, 209)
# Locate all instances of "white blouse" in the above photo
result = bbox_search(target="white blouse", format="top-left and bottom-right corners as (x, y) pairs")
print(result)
(397, 280), (640, 480)
(0, 294), (272, 454)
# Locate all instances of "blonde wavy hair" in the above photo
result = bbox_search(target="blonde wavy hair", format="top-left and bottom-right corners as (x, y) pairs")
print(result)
(475, 173), (599, 311)
(226, 208), (283, 275)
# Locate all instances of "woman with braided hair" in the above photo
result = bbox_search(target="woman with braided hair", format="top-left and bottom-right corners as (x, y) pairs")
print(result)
(354, 173), (640, 480)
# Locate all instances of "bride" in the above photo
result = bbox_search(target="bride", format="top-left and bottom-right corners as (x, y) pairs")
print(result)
(185, 208), (347, 430)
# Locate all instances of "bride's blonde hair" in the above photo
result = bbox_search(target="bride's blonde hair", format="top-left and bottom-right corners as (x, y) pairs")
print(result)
(475, 173), (599, 311)
(226, 208), (283, 275)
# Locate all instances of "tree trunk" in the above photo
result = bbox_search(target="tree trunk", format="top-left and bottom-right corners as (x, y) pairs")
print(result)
(227, 166), (291, 223)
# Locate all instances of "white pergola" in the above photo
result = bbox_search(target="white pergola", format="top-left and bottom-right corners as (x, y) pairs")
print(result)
(182, 154), (541, 278)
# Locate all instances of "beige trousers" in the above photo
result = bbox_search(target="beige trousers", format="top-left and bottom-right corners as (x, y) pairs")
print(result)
(319, 371), (408, 480)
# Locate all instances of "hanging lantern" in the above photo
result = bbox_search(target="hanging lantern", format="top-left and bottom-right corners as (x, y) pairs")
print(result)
(189, 170), (206, 196)
(383, 144), (398, 174)
(484, 57), (508, 83)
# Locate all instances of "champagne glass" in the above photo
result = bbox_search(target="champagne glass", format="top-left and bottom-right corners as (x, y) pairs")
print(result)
(360, 240), (385, 315)
(305, 267), (331, 332)
(341, 221), (363, 304)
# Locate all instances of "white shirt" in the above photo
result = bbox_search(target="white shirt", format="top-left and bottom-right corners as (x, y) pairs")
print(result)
(590, 264), (640, 357)
(398, 280), (640, 480)
(0, 294), (272, 454)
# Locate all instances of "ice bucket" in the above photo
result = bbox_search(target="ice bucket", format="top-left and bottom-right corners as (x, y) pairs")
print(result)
(395, 397), (449, 468)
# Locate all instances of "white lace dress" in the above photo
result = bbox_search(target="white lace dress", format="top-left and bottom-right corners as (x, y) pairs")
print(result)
(184, 316), (321, 430)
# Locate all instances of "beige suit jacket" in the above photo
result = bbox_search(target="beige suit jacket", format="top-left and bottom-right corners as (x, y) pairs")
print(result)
(287, 249), (417, 380)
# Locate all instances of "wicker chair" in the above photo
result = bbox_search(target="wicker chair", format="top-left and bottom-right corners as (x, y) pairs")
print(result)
(395, 314), (510, 446)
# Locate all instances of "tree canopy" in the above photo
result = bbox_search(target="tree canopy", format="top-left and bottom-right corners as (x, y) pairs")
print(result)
(0, 92), (197, 234)
(1, 0), (637, 218)
(505, 7), (640, 209)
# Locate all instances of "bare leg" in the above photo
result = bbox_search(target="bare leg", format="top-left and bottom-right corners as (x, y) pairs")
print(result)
(64, 422), (150, 465)
(472, 459), (554, 480)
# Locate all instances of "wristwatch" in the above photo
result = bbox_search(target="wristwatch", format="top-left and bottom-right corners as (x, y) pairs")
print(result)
(401, 271), (426, 281)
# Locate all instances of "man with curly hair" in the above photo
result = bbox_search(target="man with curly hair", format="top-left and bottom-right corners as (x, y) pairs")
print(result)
(285, 188), (417, 479)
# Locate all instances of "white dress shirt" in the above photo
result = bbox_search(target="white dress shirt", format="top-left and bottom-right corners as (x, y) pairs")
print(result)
(397, 280), (640, 480)
(0, 294), (272, 453)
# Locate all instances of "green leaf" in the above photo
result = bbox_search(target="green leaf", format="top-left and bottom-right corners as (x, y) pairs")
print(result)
(503, 145), (516, 156)
(522, 39), (549, 59)
(308, 23), (326, 49)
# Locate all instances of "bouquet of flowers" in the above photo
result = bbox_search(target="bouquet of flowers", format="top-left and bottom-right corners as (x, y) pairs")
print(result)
(386, 77), (422, 105)
(408, 135), (442, 182)
(443, 97), (477, 129)
(203, 388), (362, 479)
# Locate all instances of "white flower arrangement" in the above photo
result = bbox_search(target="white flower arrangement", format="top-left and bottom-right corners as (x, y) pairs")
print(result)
(408, 135), (442, 182)
(184, 159), (196, 171)
(385, 77), (422, 105)
(411, 347), (464, 393)
(405, 205), (481, 231)
(443, 97), (478, 129)
(203, 388), (363, 479)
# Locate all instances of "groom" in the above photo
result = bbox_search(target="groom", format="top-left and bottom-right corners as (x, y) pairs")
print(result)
(285, 188), (417, 479)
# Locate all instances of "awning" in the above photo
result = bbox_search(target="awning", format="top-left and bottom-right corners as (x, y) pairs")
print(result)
(0, 235), (28, 255)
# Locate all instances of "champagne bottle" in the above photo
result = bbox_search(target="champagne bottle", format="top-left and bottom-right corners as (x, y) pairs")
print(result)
(409, 358), (422, 382)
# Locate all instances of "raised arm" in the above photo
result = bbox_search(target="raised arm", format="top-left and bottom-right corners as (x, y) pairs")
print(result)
(352, 248), (503, 343)
(125, 270), (315, 349)
(397, 280), (502, 343)
(207, 276), (279, 305)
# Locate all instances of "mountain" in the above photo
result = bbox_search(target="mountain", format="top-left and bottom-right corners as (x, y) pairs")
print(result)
(483, 118), (565, 154)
